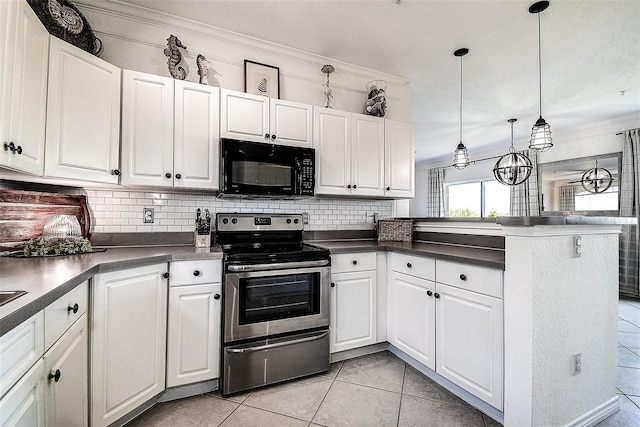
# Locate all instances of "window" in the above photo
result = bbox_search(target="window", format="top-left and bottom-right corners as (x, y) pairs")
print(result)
(447, 181), (510, 217)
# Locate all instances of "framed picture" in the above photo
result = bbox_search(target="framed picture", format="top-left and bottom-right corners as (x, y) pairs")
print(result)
(244, 60), (280, 98)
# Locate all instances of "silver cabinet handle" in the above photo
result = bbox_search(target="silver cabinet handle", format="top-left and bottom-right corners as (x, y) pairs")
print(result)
(227, 259), (329, 272)
(226, 331), (328, 354)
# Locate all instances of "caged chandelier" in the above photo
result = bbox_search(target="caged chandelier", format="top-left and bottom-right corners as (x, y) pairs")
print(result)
(493, 118), (533, 186)
(452, 48), (471, 169)
(581, 160), (613, 194)
(528, 1), (553, 152)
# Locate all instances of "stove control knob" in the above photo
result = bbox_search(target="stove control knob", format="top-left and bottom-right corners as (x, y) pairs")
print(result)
(222, 218), (229, 225)
(294, 219), (299, 224)
(286, 218), (292, 224)
(231, 218), (238, 224)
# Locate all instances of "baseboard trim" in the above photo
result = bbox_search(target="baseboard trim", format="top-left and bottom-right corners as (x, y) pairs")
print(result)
(562, 395), (620, 427)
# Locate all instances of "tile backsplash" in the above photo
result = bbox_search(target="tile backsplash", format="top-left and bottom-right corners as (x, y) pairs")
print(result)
(85, 189), (394, 233)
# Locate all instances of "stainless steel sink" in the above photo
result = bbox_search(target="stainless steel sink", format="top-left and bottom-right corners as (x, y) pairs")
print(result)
(0, 290), (27, 307)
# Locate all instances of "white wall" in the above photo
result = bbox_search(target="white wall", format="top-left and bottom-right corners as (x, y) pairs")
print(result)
(411, 112), (640, 216)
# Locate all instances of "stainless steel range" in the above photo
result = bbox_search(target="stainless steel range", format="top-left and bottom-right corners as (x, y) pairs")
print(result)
(216, 213), (331, 395)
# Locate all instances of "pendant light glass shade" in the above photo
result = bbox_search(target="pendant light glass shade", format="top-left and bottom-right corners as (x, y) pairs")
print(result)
(451, 48), (470, 169)
(528, 1), (553, 152)
(581, 161), (613, 193)
(494, 119), (533, 186)
(453, 142), (470, 170)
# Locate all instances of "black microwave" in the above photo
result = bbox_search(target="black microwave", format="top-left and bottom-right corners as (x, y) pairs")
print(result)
(219, 139), (315, 198)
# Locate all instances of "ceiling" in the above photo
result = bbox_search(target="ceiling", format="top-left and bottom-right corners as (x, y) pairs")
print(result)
(115, 0), (640, 163)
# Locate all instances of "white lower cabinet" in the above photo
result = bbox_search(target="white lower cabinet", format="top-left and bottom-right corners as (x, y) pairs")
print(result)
(387, 271), (435, 369)
(91, 263), (168, 427)
(0, 358), (46, 426)
(167, 282), (221, 387)
(387, 253), (504, 410)
(44, 314), (88, 427)
(330, 253), (377, 353)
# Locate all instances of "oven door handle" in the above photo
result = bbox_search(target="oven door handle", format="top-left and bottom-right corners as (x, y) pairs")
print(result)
(227, 259), (330, 272)
(226, 331), (328, 354)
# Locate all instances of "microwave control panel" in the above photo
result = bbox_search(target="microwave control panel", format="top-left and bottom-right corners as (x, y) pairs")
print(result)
(300, 157), (315, 195)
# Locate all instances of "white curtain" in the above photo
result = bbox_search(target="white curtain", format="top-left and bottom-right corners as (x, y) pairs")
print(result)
(558, 185), (576, 211)
(510, 149), (540, 216)
(426, 167), (445, 217)
(619, 128), (640, 297)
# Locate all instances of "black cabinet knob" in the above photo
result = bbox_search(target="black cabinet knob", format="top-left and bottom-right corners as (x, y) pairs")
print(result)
(347, 185), (352, 189)
(214, 294), (221, 300)
(459, 274), (467, 281)
(67, 303), (79, 314)
(163, 272), (170, 279)
(271, 134), (276, 140)
(15, 145), (22, 154)
(111, 169), (120, 176)
(48, 369), (61, 382)
(175, 173), (182, 179)
(330, 282), (336, 287)
(353, 185), (357, 189)
(165, 172), (172, 178)
(352, 260), (358, 265)
(193, 270), (200, 277)
(386, 186), (391, 191)
(407, 263), (412, 268)
(427, 290), (433, 297)
(3, 142), (11, 151)
(264, 133), (270, 140)
(434, 292), (440, 299)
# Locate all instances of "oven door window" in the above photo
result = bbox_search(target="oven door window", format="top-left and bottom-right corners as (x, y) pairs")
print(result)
(239, 272), (320, 324)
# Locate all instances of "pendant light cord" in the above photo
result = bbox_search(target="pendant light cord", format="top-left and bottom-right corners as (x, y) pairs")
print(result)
(459, 55), (463, 143)
(537, 11), (542, 118)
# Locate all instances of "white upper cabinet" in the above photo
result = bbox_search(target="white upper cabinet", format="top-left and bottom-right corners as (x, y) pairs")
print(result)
(121, 70), (220, 190)
(384, 119), (415, 198)
(45, 37), (121, 184)
(221, 89), (312, 147)
(0, 0), (49, 175)
(313, 108), (351, 196)
(314, 109), (385, 197)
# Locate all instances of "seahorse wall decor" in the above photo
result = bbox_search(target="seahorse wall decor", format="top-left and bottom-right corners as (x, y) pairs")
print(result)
(163, 35), (189, 80)
(196, 54), (211, 85)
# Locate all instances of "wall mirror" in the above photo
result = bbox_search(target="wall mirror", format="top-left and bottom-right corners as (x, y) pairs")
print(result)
(538, 152), (622, 215)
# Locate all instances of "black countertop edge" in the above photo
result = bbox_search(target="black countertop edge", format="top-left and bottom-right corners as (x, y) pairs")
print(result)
(402, 216), (637, 226)
(0, 246), (223, 337)
(307, 239), (505, 271)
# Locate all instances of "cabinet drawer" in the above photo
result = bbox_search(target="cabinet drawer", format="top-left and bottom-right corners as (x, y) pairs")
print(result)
(0, 311), (44, 399)
(44, 281), (88, 349)
(331, 252), (376, 273)
(436, 260), (503, 299)
(389, 252), (435, 281)
(170, 260), (222, 286)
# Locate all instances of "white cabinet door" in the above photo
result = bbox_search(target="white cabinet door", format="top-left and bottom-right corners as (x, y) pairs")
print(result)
(0, 0), (48, 176)
(45, 37), (121, 184)
(270, 99), (312, 147)
(352, 114), (385, 197)
(387, 271), (435, 370)
(120, 70), (174, 187)
(44, 314), (88, 427)
(0, 358), (45, 427)
(220, 89), (269, 143)
(91, 263), (168, 427)
(167, 283), (221, 387)
(435, 283), (503, 410)
(384, 119), (415, 198)
(313, 108), (351, 196)
(174, 81), (220, 190)
(330, 270), (376, 353)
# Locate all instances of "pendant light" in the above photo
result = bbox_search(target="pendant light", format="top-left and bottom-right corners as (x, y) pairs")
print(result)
(493, 118), (533, 186)
(528, 1), (553, 152)
(581, 160), (613, 193)
(452, 48), (470, 170)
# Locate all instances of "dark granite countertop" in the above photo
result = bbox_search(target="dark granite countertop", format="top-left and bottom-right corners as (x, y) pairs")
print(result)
(0, 246), (223, 336)
(307, 239), (505, 270)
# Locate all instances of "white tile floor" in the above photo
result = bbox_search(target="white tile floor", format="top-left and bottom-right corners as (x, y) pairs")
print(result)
(128, 298), (640, 427)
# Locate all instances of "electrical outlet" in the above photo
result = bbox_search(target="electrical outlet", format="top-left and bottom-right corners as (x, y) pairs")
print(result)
(573, 353), (582, 375)
(143, 208), (154, 224)
(302, 212), (309, 224)
(573, 235), (582, 258)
